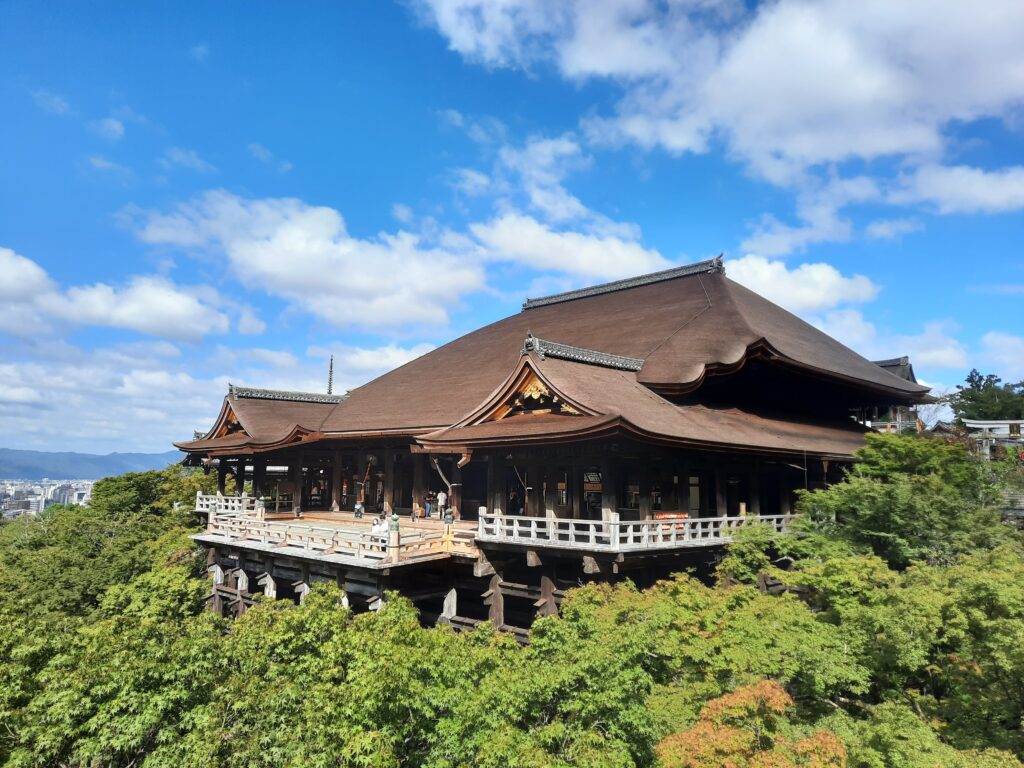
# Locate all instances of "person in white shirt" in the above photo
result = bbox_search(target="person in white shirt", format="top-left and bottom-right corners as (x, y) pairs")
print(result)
(436, 489), (448, 516)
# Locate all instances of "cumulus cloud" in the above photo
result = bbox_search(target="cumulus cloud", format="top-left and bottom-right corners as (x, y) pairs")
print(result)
(129, 190), (487, 329)
(32, 89), (71, 115)
(247, 142), (293, 173)
(417, 0), (1024, 251)
(865, 218), (921, 240)
(981, 332), (1024, 379)
(726, 255), (878, 314)
(0, 246), (230, 342)
(893, 164), (1024, 214)
(90, 117), (125, 141)
(470, 211), (669, 280)
(160, 147), (217, 173)
(814, 313), (968, 369)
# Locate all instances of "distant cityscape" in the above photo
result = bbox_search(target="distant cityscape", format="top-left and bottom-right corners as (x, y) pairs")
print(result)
(1, 479), (94, 520)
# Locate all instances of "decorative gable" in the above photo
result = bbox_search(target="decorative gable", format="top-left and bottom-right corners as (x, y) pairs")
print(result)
(487, 370), (582, 421)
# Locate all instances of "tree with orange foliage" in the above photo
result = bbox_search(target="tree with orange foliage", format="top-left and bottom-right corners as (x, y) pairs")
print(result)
(656, 680), (846, 768)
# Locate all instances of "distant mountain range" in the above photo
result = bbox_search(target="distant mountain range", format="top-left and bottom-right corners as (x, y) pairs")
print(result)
(0, 448), (183, 481)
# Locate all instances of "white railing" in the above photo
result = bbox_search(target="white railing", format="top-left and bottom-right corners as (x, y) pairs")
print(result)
(195, 492), (265, 520)
(477, 513), (796, 551)
(196, 493), (476, 563)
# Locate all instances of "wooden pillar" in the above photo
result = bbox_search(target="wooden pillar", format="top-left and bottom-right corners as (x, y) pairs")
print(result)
(638, 461), (653, 520)
(714, 469), (727, 517)
(601, 458), (617, 522)
(544, 464), (557, 519)
(235, 459), (246, 497)
(538, 571), (558, 617)
(526, 461), (543, 517)
(441, 588), (457, 621)
(485, 455), (496, 515)
(779, 473), (792, 515)
(749, 463), (761, 516)
(486, 573), (504, 628)
(253, 457), (266, 498)
(491, 457), (505, 516)
(451, 462), (462, 519)
(412, 453), (426, 514)
(291, 452), (305, 514)
(330, 450), (343, 512)
(383, 449), (395, 515)
(217, 462), (227, 494)
(356, 450), (367, 505)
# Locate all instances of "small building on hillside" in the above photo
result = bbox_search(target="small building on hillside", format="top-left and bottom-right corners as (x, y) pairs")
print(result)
(176, 257), (930, 635)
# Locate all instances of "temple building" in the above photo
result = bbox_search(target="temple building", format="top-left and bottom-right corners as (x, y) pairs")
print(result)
(177, 257), (929, 636)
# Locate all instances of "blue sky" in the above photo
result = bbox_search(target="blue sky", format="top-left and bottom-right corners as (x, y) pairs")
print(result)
(1, 0), (1022, 452)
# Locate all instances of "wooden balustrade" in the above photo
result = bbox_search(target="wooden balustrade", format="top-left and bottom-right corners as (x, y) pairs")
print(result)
(195, 494), (476, 564)
(477, 513), (795, 551)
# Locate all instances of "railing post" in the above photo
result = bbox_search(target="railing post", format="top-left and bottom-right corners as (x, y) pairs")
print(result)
(388, 513), (401, 563)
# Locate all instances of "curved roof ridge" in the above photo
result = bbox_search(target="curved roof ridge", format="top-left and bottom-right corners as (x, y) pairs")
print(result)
(522, 332), (645, 371)
(522, 255), (724, 310)
(229, 383), (347, 405)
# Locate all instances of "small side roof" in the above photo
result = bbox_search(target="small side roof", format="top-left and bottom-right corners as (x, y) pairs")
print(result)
(871, 356), (918, 384)
(175, 384), (344, 452)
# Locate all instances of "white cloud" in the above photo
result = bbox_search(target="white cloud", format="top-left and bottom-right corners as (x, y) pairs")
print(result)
(981, 332), (1024, 379)
(32, 89), (70, 115)
(130, 190), (487, 329)
(0, 246), (229, 342)
(247, 142), (292, 173)
(437, 107), (507, 144)
(160, 147), (217, 173)
(449, 167), (491, 195)
(741, 175), (878, 256)
(894, 164), (1024, 214)
(865, 218), (921, 240)
(308, 342), (437, 376)
(87, 155), (131, 174)
(391, 203), (414, 224)
(90, 117), (125, 141)
(237, 308), (266, 335)
(813, 312), (968, 369)
(39, 276), (230, 341)
(726, 255), (878, 313)
(190, 43), (210, 62)
(498, 134), (591, 222)
(0, 247), (55, 299)
(417, 0), (1024, 240)
(470, 211), (669, 280)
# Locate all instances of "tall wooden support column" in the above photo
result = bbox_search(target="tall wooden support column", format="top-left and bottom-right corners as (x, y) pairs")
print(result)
(383, 449), (395, 515)
(412, 453), (426, 514)
(538, 571), (558, 618)
(216, 462), (227, 495)
(601, 459), (617, 522)
(749, 463), (761, 515)
(544, 465), (557, 519)
(291, 452), (305, 515)
(451, 462), (462, 519)
(252, 457), (266, 498)
(356, 451), (367, 505)
(779, 474), (792, 515)
(490, 456), (505, 516)
(485, 455), (496, 515)
(638, 462), (653, 520)
(235, 459), (246, 497)
(714, 470), (727, 516)
(526, 461), (543, 517)
(485, 573), (504, 628)
(330, 449), (343, 512)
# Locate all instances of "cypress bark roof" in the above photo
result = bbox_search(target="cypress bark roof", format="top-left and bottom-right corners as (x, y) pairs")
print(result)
(177, 259), (930, 458)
